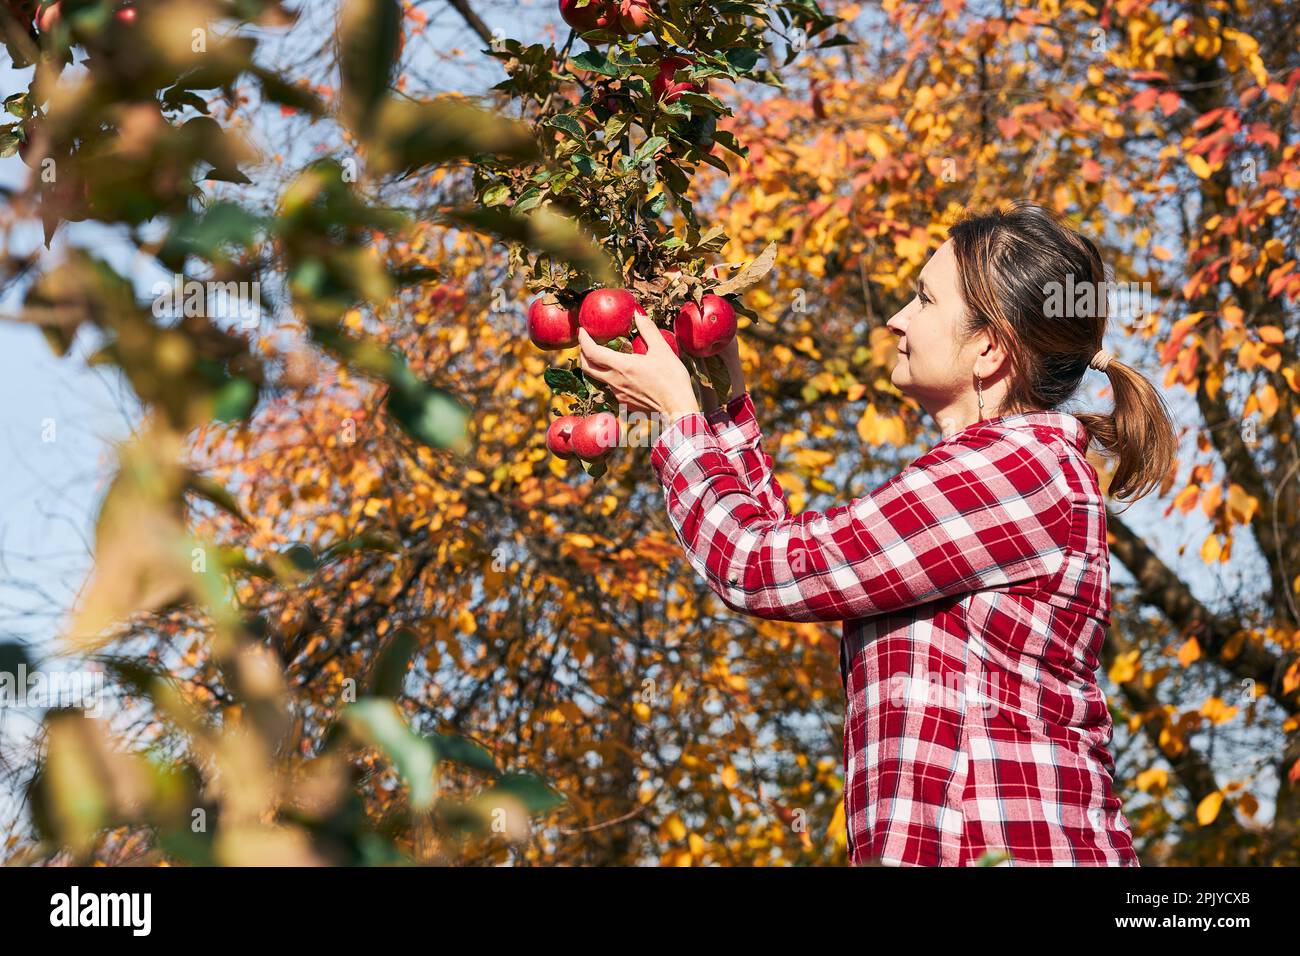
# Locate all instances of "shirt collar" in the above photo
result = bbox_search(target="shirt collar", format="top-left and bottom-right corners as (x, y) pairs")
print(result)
(941, 409), (1090, 454)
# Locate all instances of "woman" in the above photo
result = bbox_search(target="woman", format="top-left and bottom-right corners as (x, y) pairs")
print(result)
(578, 202), (1177, 866)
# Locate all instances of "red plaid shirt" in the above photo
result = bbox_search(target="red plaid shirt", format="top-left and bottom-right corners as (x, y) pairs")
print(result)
(650, 392), (1139, 867)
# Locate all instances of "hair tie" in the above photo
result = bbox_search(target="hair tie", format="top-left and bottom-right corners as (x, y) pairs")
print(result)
(1089, 348), (1114, 372)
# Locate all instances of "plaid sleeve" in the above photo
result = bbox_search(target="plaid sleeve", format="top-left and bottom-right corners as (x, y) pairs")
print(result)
(703, 391), (788, 519)
(651, 414), (1073, 623)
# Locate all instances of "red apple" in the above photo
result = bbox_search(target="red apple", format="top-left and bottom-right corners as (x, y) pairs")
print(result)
(571, 412), (621, 460)
(674, 294), (736, 357)
(546, 415), (581, 459)
(653, 55), (707, 103)
(632, 327), (680, 357)
(578, 288), (636, 343)
(35, 0), (59, 31)
(617, 0), (653, 33)
(559, 0), (615, 31)
(528, 294), (580, 350)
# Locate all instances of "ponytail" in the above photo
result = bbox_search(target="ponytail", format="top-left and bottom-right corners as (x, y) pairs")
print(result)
(1075, 358), (1178, 504)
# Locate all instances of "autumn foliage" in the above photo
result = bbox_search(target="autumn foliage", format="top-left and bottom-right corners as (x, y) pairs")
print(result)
(2, 0), (1299, 867)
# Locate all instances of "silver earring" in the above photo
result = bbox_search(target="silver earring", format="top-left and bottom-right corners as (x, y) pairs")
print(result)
(976, 374), (985, 411)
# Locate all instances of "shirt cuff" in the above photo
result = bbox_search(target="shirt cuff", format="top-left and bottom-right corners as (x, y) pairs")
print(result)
(651, 411), (730, 490)
(703, 391), (761, 452)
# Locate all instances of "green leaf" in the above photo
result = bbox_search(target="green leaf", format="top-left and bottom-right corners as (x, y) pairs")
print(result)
(701, 355), (731, 397)
(444, 206), (616, 285)
(481, 182), (511, 207)
(320, 532), (403, 560)
(641, 191), (669, 218)
(712, 129), (748, 158)
(571, 50), (619, 77)
(513, 186), (547, 215)
(368, 98), (538, 177)
(161, 201), (263, 263)
(676, 91), (729, 114)
(0, 127), (21, 159)
(602, 112), (631, 144)
(544, 366), (592, 399)
(633, 135), (669, 166)
(724, 48), (761, 71)
(251, 66), (328, 118)
(184, 471), (248, 524)
(211, 378), (258, 422)
(369, 628), (418, 698)
(4, 92), (28, 118)
(698, 149), (731, 174)
(426, 733), (498, 774)
(343, 699), (437, 810)
(385, 379), (469, 449)
(283, 543), (318, 572)
(546, 114), (588, 141)
(487, 773), (566, 814)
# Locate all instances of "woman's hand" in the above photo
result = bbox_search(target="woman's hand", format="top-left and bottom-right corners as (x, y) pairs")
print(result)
(703, 332), (746, 409)
(578, 309), (700, 422)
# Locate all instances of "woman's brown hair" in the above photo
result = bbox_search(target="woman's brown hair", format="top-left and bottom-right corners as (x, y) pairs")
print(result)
(947, 201), (1177, 504)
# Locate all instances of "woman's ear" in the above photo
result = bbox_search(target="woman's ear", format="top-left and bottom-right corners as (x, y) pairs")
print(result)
(975, 331), (1013, 381)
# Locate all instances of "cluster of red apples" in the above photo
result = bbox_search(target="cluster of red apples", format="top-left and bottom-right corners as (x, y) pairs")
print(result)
(26, 1), (138, 31)
(529, 288), (737, 461)
(558, 0), (653, 35)
(560, 1), (707, 106)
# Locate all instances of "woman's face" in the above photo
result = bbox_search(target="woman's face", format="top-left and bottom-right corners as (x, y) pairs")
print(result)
(885, 239), (980, 414)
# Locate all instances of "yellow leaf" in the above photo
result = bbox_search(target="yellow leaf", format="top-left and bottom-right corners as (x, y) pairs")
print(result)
(1136, 767), (1168, 793)
(827, 798), (846, 846)
(1186, 154), (1212, 179)
(1178, 637), (1202, 667)
(1256, 384), (1279, 419)
(1200, 696), (1238, 725)
(721, 765), (738, 790)
(864, 130), (889, 160)
(1173, 484), (1200, 514)
(665, 814), (687, 841)
(1226, 484), (1259, 525)
(1109, 649), (1141, 684)
(1195, 791), (1223, 826)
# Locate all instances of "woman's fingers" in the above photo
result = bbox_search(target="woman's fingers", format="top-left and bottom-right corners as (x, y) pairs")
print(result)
(578, 328), (624, 374)
(632, 308), (660, 351)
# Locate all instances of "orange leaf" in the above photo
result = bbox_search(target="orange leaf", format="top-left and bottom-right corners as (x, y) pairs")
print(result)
(1195, 791), (1224, 826)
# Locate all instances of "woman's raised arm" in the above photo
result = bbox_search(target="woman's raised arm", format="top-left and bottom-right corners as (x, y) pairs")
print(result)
(651, 418), (1074, 623)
